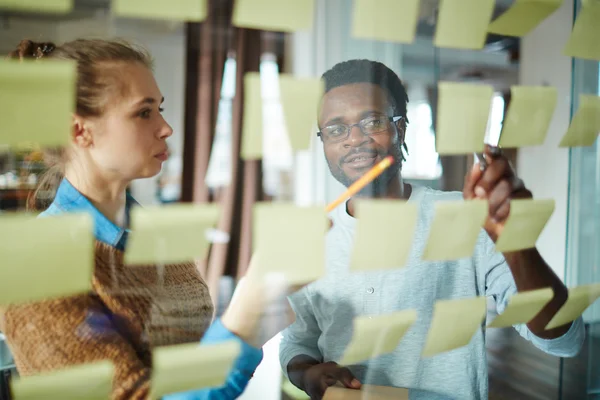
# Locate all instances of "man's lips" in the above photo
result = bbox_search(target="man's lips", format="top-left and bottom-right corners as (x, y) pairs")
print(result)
(343, 152), (379, 168)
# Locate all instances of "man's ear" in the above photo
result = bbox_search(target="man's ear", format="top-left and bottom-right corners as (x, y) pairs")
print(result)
(72, 115), (93, 148)
(395, 119), (407, 145)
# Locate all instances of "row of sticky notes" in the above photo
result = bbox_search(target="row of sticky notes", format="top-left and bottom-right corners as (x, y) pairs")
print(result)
(437, 82), (600, 155)
(339, 283), (600, 363)
(0, 198), (553, 306)
(0, 204), (220, 306)
(353, 198), (554, 271)
(0, 0), (315, 29)
(9, 341), (239, 400)
(3, 0), (598, 60)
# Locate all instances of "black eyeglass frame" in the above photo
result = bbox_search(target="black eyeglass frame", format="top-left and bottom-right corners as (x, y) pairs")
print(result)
(316, 115), (404, 143)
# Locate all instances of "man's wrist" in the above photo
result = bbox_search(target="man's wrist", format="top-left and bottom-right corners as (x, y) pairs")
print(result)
(287, 355), (320, 390)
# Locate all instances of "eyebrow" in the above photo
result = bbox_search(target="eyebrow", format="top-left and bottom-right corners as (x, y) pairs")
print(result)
(323, 111), (385, 127)
(135, 96), (165, 106)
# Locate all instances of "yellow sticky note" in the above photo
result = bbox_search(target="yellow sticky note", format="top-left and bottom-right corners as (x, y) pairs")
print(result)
(434, 0), (495, 50)
(488, 287), (554, 328)
(282, 378), (310, 400)
(0, 0), (72, 13)
(241, 72), (263, 160)
(560, 95), (600, 147)
(495, 199), (555, 253)
(324, 385), (409, 400)
(351, 0), (420, 44)
(253, 203), (326, 284)
(125, 204), (220, 265)
(422, 200), (487, 261)
(564, 1), (600, 61)
(339, 309), (417, 365)
(0, 213), (93, 305)
(0, 60), (76, 148)
(279, 75), (323, 151)
(113, 0), (207, 21)
(498, 86), (557, 148)
(151, 341), (240, 399)
(11, 361), (113, 400)
(546, 283), (600, 330)
(436, 82), (493, 155)
(350, 200), (418, 271)
(422, 296), (486, 357)
(232, 0), (315, 32)
(487, 0), (563, 37)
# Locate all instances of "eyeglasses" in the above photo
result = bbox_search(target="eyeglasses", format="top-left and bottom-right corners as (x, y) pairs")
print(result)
(317, 115), (403, 144)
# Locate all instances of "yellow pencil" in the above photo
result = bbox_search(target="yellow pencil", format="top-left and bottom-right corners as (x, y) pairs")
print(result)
(325, 155), (395, 213)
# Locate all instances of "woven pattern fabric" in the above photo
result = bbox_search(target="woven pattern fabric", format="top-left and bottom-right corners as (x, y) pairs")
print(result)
(0, 241), (214, 399)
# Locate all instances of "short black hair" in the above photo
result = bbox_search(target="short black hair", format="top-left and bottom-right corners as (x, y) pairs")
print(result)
(322, 59), (409, 122)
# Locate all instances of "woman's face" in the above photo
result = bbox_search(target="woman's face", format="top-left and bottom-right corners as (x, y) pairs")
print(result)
(83, 62), (173, 181)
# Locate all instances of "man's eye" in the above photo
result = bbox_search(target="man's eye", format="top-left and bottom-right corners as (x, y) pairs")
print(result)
(364, 119), (384, 129)
(327, 126), (346, 137)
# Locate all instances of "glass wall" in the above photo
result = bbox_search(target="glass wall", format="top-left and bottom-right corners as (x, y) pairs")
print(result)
(563, 1), (600, 397)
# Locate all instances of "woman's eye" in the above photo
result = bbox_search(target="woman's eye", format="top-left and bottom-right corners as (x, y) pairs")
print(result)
(159, 107), (165, 113)
(139, 109), (151, 118)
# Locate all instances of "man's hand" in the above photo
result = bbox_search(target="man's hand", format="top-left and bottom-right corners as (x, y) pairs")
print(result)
(301, 362), (361, 400)
(463, 146), (532, 242)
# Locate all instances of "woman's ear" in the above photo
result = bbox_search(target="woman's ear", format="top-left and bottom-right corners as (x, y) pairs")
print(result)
(72, 115), (93, 148)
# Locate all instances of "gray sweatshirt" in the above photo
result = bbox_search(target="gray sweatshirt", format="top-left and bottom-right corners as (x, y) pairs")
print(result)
(280, 185), (585, 400)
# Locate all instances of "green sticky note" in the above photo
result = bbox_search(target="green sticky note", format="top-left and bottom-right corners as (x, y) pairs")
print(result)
(495, 199), (554, 253)
(499, 86), (558, 148)
(113, 0), (207, 21)
(339, 309), (417, 366)
(560, 94), (600, 147)
(564, 1), (600, 61)
(253, 203), (326, 284)
(279, 74), (323, 151)
(352, 0), (420, 44)
(0, 60), (76, 148)
(488, 287), (554, 328)
(282, 378), (310, 400)
(151, 341), (240, 399)
(422, 200), (487, 261)
(0, 213), (93, 305)
(125, 204), (220, 265)
(241, 72), (263, 160)
(434, 0), (495, 49)
(487, 0), (563, 37)
(422, 296), (486, 357)
(324, 385), (409, 400)
(0, 0), (72, 13)
(436, 82), (493, 155)
(546, 283), (600, 330)
(11, 361), (113, 400)
(232, 0), (315, 32)
(350, 200), (418, 271)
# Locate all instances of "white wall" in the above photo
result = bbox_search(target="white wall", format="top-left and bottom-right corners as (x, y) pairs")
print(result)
(517, 0), (574, 280)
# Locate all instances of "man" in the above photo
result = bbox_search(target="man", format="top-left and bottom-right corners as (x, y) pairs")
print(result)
(279, 59), (584, 400)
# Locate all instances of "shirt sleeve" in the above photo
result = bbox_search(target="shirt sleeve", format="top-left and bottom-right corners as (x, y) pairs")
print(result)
(484, 238), (585, 358)
(279, 285), (323, 378)
(162, 318), (263, 400)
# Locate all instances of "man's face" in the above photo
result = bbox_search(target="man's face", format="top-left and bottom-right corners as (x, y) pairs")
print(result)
(318, 83), (404, 194)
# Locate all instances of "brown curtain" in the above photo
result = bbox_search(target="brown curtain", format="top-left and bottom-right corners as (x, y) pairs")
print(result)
(181, 0), (282, 300)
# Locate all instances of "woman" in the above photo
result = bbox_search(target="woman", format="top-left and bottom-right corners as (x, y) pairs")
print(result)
(1, 39), (270, 400)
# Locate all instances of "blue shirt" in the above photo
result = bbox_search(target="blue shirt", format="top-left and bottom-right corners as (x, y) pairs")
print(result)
(40, 179), (263, 399)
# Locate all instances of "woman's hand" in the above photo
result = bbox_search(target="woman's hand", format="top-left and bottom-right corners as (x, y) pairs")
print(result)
(221, 251), (307, 347)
